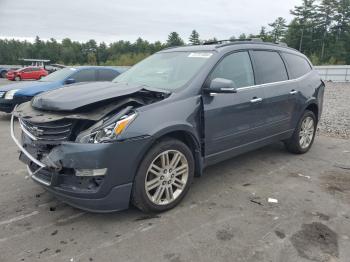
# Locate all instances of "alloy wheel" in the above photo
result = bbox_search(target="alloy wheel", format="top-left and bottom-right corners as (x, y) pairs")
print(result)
(299, 116), (315, 149)
(145, 150), (189, 205)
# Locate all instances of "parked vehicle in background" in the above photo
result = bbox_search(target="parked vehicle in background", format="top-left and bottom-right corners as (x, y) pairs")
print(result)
(45, 64), (66, 74)
(11, 39), (324, 213)
(0, 67), (20, 78)
(0, 66), (128, 113)
(6, 67), (48, 81)
(0, 67), (9, 78)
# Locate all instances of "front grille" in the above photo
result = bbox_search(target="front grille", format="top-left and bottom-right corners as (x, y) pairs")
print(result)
(0, 91), (5, 98)
(20, 119), (74, 141)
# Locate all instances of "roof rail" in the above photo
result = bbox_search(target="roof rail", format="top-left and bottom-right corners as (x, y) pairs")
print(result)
(203, 38), (263, 45)
(203, 38), (289, 48)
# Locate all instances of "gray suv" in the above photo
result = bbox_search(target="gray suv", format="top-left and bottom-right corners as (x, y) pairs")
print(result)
(11, 39), (324, 213)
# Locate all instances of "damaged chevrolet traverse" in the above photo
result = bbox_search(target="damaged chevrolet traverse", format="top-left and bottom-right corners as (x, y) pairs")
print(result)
(12, 40), (324, 213)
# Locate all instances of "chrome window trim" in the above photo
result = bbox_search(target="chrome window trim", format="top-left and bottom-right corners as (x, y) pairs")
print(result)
(236, 71), (312, 92)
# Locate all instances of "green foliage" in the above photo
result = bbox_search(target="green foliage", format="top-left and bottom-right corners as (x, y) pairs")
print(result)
(0, 36), (166, 66)
(268, 17), (287, 42)
(189, 30), (201, 45)
(167, 32), (185, 47)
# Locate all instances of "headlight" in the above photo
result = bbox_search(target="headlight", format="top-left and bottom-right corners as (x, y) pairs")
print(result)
(4, 89), (20, 100)
(80, 113), (137, 143)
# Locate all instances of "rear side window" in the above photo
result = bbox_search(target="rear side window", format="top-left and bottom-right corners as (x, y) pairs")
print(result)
(282, 53), (311, 79)
(251, 51), (288, 84)
(210, 51), (254, 88)
(97, 69), (119, 81)
(72, 69), (96, 82)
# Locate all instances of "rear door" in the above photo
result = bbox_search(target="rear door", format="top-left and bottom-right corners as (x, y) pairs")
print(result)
(203, 51), (266, 160)
(281, 52), (313, 127)
(250, 50), (295, 135)
(32, 68), (40, 79)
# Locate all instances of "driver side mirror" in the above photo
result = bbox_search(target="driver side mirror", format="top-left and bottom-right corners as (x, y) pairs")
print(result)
(204, 78), (237, 94)
(65, 78), (76, 85)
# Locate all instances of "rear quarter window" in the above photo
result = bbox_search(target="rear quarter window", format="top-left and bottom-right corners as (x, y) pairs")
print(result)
(282, 53), (312, 79)
(251, 51), (288, 84)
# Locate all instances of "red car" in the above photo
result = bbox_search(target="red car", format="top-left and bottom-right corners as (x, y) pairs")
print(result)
(6, 67), (48, 81)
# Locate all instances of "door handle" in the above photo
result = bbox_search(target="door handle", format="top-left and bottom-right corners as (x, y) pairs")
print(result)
(289, 90), (298, 95)
(250, 97), (263, 103)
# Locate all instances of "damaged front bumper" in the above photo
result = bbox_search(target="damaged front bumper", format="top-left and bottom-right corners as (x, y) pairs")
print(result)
(11, 114), (153, 212)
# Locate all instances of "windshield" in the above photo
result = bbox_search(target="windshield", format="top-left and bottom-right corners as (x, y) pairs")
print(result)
(39, 68), (76, 82)
(113, 52), (213, 90)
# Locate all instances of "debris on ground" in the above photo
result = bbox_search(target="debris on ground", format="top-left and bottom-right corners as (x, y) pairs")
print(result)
(297, 173), (311, 179)
(268, 198), (278, 204)
(334, 164), (350, 170)
(249, 196), (263, 206)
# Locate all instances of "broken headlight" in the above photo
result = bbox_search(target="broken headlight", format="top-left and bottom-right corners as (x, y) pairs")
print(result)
(79, 113), (137, 143)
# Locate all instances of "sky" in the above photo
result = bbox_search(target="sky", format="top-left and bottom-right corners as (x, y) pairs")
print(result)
(0, 0), (302, 43)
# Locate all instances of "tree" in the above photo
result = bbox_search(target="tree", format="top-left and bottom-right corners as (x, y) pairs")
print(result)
(229, 35), (236, 41)
(315, 0), (337, 60)
(189, 30), (201, 45)
(239, 33), (247, 40)
(290, 0), (317, 52)
(268, 17), (287, 42)
(167, 32), (184, 47)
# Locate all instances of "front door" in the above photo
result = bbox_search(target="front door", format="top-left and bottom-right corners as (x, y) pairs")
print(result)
(21, 68), (32, 80)
(203, 51), (265, 163)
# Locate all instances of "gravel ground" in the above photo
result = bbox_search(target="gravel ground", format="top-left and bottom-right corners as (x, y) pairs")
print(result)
(318, 82), (350, 139)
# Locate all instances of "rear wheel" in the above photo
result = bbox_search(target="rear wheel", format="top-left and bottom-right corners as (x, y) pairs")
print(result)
(132, 138), (194, 213)
(285, 110), (316, 154)
(1, 71), (6, 78)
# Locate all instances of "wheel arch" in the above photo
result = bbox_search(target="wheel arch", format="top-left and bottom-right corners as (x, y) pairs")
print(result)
(144, 126), (203, 177)
(304, 101), (319, 122)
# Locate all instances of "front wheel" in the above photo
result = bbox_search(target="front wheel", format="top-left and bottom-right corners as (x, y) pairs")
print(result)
(132, 138), (194, 213)
(285, 110), (317, 154)
(14, 76), (21, 81)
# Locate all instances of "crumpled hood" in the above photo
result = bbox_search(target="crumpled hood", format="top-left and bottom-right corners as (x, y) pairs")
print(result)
(31, 81), (166, 111)
(0, 81), (57, 93)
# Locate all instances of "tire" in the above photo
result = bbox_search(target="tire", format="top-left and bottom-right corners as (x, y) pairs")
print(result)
(0, 71), (6, 78)
(284, 110), (317, 154)
(14, 76), (21, 81)
(132, 138), (195, 213)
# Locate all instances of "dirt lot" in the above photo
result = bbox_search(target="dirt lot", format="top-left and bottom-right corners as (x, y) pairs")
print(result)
(0, 78), (349, 262)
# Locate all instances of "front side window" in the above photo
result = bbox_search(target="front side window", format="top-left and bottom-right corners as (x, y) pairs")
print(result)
(251, 51), (288, 84)
(210, 51), (255, 88)
(113, 52), (213, 91)
(97, 69), (119, 81)
(72, 69), (96, 82)
(282, 53), (312, 79)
